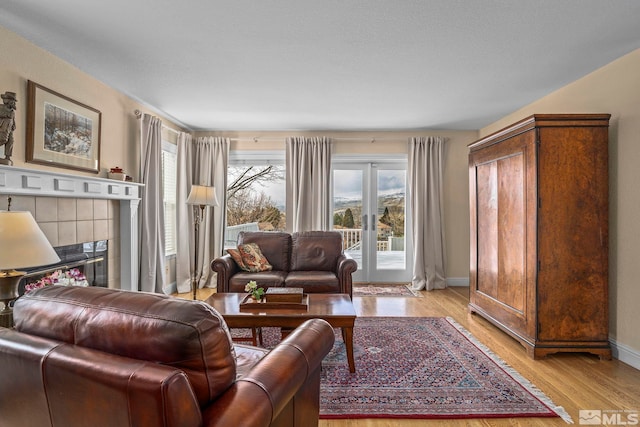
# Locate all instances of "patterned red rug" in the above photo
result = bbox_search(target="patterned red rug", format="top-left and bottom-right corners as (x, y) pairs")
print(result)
(256, 317), (571, 421)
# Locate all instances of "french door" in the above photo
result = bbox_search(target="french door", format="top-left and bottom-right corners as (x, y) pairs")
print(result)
(332, 160), (411, 283)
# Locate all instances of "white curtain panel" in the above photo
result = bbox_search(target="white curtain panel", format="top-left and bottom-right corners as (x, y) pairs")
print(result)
(408, 136), (447, 291)
(176, 135), (229, 293)
(138, 114), (166, 293)
(175, 131), (193, 293)
(285, 137), (332, 232)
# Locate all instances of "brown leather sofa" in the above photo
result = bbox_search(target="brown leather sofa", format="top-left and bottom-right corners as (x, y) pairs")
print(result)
(212, 230), (358, 298)
(0, 285), (335, 427)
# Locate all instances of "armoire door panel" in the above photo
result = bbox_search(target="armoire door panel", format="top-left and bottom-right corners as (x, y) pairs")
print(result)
(469, 127), (536, 344)
(496, 154), (526, 313)
(474, 150), (528, 315)
(476, 162), (498, 298)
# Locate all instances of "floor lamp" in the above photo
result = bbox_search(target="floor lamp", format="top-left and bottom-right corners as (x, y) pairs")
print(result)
(0, 210), (60, 327)
(186, 185), (219, 300)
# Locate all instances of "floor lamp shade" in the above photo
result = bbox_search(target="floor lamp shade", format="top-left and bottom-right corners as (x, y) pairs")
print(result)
(186, 185), (219, 207)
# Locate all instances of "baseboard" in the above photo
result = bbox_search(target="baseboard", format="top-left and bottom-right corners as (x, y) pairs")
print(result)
(610, 337), (640, 371)
(447, 277), (469, 287)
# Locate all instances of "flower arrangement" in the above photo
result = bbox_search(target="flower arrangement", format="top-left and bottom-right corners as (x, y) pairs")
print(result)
(244, 280), (264, 301)
(25, 268), (89, 293)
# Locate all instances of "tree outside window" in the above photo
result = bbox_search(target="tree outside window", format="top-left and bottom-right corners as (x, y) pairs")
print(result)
(225, 163), (285, 247)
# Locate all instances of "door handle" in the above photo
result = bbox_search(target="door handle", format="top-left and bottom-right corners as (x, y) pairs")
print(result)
(372, 214), (376, 231)
(363, 214), (367, 231)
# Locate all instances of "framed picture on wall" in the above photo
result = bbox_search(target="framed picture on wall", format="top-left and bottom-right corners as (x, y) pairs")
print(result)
(26, 80), (101, 173)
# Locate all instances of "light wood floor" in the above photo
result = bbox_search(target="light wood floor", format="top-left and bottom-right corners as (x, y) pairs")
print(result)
(180, 286), (640, 426)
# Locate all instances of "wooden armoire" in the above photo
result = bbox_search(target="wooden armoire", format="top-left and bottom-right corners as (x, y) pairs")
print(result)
(468, 114), (611, 360)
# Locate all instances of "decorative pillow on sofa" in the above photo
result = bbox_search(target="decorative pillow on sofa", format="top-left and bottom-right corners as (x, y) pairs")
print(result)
(238, 243), (273, 272)
(227, 248), (249, 271)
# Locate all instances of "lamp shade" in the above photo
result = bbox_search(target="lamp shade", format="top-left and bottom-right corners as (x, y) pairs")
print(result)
(186, 185), (219, 207)
(0, 211), (60, 270)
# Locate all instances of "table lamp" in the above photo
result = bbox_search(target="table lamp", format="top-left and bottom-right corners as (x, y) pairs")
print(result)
(186, 185), (219, 300)
(0, 210), (60, 327)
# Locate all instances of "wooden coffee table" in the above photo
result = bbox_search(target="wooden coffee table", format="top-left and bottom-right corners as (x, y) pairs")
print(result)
(206, 293), (357, 372)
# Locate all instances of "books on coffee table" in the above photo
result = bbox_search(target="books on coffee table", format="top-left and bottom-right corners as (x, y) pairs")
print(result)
(265, 287), (304, 303)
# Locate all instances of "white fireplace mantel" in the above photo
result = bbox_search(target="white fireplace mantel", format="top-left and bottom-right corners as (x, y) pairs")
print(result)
(0, 165), (143, 291)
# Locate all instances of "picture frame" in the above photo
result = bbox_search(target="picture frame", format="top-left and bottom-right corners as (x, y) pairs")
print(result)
(26, 80), (101, 173)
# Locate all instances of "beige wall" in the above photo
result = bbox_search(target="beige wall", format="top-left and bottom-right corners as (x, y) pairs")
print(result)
(196, 129), (477, 281)
(480, 49), (640, 358)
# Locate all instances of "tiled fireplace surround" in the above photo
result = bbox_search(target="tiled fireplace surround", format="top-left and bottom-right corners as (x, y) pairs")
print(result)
(0, 165), (142, 291)
(3, 196), (119, 287)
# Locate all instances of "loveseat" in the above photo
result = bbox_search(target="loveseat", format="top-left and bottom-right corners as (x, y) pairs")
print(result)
(211, 230), (357, 298)
(0, 285), (335, 427)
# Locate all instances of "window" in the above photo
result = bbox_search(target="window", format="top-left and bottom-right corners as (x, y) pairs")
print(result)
(161, 141), (177, 255)
(226, 151), (285, 248)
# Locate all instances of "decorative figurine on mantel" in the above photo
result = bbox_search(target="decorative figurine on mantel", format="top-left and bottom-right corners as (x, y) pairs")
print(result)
(0, 91), (17, 166)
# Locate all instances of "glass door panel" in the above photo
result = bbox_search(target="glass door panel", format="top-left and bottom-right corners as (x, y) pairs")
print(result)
(332, 168), (365, 278)
(333, 162), (410, 283)
(375, 168), (407, 272)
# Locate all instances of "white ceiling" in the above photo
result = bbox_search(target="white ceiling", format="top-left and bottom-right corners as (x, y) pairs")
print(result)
(2, 0), (640, 131)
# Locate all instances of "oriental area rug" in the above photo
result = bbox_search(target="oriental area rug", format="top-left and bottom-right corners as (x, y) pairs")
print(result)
(257, 317), (572, 422)
(353, 284), (421, 297)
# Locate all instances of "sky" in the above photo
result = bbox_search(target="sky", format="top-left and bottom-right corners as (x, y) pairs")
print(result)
(333, 169), (406, 199)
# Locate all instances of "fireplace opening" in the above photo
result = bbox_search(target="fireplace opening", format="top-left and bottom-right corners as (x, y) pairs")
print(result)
(18, 240), (108, 295)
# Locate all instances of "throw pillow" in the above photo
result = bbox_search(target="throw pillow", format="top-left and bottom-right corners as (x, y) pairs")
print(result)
(227, 248), (249, 271)
(238, 243), (273, 272)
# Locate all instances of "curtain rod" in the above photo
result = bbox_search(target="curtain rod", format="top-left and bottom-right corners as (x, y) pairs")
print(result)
(229, 136), (408, 143)
(134, 110), (181, 136)
(133, 111), (428, 142)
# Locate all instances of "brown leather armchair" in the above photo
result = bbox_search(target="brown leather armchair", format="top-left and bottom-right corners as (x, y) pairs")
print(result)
(212, 230), (358, 298)
(0, 285), (335, 427)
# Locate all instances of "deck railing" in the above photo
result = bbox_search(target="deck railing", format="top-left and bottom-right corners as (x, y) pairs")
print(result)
(335, 228), (362, 250)
(224, 222), (259, 248)
(334, 229), (404, 252)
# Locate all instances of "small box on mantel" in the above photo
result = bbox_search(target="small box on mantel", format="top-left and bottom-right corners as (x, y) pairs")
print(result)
(265, 287), (304, 303)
